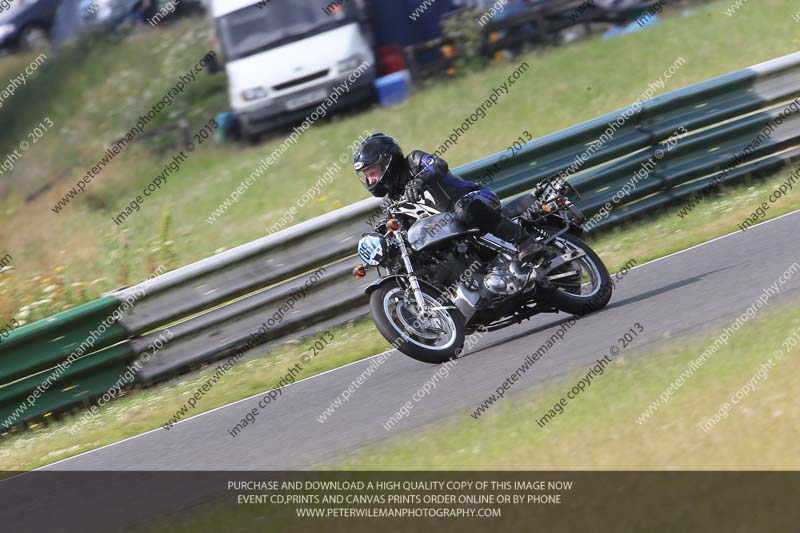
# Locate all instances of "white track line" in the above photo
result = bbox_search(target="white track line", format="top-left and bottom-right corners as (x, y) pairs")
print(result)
(28, 207), (800, 472)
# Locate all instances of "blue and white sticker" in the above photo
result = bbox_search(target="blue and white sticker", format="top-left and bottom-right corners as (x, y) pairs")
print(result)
(358, 235), (384, 266)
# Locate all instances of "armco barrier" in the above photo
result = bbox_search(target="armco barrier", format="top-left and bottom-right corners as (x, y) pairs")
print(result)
(2, 52), (800, 428)
(0, 296), (137, 427)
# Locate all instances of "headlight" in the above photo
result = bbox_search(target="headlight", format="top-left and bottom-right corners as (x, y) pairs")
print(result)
(241, 86), (268, 101)
(0, 24), (16, 40)
(358, 235), (385, 266)
(337, 54), (364, 74)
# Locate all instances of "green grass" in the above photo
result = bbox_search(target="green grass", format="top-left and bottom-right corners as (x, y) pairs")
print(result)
(1, 0), (799, 322)
(337, 302), (800, 470)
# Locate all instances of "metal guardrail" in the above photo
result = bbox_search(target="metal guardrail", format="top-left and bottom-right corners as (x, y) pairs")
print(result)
(2, 52), (799, 428)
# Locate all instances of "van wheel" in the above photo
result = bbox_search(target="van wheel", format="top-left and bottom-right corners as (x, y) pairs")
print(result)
(20, 25), (49, 51)
(243, 131), (261, 145)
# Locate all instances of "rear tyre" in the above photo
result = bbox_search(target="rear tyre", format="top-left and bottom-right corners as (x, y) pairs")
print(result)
(369, 279), (465, 364)
(534, 228), (612, 316)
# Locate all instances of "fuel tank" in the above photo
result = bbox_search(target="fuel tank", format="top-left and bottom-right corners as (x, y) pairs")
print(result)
(407, 213), (478, 252)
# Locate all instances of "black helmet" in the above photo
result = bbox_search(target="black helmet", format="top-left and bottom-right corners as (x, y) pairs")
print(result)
(353, 133), (406, 197)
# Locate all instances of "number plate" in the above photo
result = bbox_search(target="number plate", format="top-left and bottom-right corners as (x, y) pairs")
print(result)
(285, 89), (328, 111)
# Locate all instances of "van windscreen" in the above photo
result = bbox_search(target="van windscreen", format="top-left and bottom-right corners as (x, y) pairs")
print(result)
(217, 0), (355, 62)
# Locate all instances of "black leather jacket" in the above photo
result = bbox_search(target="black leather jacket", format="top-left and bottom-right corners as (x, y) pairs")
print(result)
(384, 150), (481, 212)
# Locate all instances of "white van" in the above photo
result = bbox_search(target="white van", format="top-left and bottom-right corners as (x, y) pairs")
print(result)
(211, 0), (376, 139)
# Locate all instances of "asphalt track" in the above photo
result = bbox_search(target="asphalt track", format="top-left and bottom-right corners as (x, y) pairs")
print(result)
(40, 210), (800, 470)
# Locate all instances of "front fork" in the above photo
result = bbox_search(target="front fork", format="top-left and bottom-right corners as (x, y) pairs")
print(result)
(391, 231), (428, 313)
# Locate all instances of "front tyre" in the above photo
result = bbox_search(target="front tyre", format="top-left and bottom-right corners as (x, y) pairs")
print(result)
(369, 279), (465, 364)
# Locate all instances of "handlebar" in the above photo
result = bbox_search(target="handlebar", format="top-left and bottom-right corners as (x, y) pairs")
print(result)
(384, 199), (419, 211)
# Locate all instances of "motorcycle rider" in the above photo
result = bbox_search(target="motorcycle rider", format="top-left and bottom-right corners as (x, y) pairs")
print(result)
(353, 133), (543, 261)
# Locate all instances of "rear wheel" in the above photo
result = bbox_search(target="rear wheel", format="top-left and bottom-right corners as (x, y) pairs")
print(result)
(369, 279), (465, 364)
(533, 228), (612, 316)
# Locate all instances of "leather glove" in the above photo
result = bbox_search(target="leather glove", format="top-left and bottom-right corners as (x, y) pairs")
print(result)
(405, 178), (426, 203)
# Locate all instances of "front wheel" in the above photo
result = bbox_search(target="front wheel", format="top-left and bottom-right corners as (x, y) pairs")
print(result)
(534, 228), (612, 316)
(369, 279), (465, 364)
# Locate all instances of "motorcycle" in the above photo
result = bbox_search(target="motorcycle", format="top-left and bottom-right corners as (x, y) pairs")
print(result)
(353, 176), (613, 364)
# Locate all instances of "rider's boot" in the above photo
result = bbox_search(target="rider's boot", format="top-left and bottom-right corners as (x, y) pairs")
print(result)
(493, 217), (545, 264)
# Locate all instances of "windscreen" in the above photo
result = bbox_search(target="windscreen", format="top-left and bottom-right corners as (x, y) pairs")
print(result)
(217, 0), (356, 62)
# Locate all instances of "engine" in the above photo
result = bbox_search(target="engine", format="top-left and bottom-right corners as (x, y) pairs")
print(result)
(418, 247), (477, 289)
(482, 256), (534, 296)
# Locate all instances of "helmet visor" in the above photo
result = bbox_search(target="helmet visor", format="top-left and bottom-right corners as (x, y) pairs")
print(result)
(356, 153), (392, 188)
